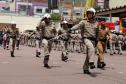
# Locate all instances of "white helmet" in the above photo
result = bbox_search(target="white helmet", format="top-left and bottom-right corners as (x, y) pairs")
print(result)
(43, 13), (51, 18)
(86, 8), (96, 16)
(62, 20), (68, 24)
(90, 8), (96, 13)
(75, 30), (78, 34)
(11, 21), (16, 24)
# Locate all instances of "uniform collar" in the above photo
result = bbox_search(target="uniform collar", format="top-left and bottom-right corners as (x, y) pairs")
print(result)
(87, 18), (96, 23)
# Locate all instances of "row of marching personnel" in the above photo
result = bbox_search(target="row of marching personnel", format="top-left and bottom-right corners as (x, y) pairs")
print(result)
(0, 26), (20, 52)
(1, 8), (126, 74)
(19, 31), (87, 53)
(19, 29), (126, 55)
(1, 27), (126, 55)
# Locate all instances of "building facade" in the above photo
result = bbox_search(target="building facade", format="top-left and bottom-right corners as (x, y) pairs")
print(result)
(9, 0), (48, 16)
(0, 0), (9, 11)
(94, 0), (105, 9)
(109, 0), (126, 8)
(104, 0), (109, 9)
(59, 0), (86, 20)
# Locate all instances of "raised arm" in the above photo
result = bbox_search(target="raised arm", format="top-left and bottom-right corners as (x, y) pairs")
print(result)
(70, 20), (85, 31)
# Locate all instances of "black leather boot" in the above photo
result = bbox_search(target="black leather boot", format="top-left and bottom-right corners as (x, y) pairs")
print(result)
(44, 64), (51, 69)
(83, 70), (91, 74)
(36, 52), (41, 57)
(61, 53), (68, 62)
(101, 62), (106, 68)
(97, 62), (102, 68)
(97, 62), (106, 68)
(11, 51), (15, 57)
(43, 55), (51, 69)
(89, 62), (95, 69)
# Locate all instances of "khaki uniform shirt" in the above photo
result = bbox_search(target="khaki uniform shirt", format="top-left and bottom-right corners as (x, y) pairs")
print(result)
(118, 35), (124, 43)
(109, 33), (117, 43)
(37, 21), (57, 39)
(71, 20), (98, 39)
(98, 29), (109, 41)
(58, 28), (70, 40)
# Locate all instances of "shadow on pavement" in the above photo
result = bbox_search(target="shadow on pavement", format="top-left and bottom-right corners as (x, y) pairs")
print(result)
(71, 72), (102, 78)
(13, 56), (23, 57)
(88, 72), (102, 77)
(50, 65), (62, 68)
(104, 67), (115, 70)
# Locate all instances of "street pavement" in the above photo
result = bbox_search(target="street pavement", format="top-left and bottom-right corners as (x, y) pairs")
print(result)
(0, 46), (126, 84)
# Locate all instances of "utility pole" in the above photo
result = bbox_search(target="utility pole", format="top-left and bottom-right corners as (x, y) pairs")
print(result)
(71, 0), (74, 20)
(109, 10), (112, 22)
(14, 0), (16, 13)
(50, 0), (54, 14)
(58, 0), (60, 13)
(27, 0), (29, 16)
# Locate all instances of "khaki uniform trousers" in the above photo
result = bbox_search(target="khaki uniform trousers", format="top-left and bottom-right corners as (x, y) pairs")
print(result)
(97, 41), (106, 62)
(36, 39), (42, 53)
(42, 39), (53, 64)
(83, 38), (95, 70)
(60, 40), (69, 56)
(9, 38), (16, 53)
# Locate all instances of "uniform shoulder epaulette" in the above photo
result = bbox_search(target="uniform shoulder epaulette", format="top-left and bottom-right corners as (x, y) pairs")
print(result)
(83, 18), (87, 20)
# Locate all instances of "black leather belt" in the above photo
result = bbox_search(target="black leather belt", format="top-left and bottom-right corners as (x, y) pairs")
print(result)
(43, 37), (53, 40)
(10, 36), (16, 39)
(35, 37), (41, 40)
(83, 37), (96, 41)
(99, 39), (107, 42)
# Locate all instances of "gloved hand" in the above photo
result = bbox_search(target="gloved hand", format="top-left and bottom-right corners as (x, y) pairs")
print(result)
(54, 36), (59, 40)
(67, 29), (72, 33)
(28, 37), (31, 40)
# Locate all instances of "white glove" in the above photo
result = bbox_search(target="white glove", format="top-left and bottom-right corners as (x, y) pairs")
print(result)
(54, 36), (59, 40)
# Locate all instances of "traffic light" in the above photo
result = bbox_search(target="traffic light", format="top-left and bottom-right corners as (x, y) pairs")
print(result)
(48, 0), (58, 9)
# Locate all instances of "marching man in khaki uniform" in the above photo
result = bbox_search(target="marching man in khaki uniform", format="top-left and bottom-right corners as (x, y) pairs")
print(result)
(58, 20), (70, 62)
(34, 26), (43, 58)
(30, 20), (45, 58)
(117, 31), (125, 55)
(36, 13), (57, 69)
(9, 23), (18, 57)
(109, 30), (118, 55)
(68, 8), (98, 74)
(97, 22), (110, 69)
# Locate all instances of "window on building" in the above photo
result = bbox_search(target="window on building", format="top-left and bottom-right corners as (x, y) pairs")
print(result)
(48, 0), (58, 9)
(45, 8), (51, 13)
(63, 12), (68, 15)
(20, 5), (27, 11)
(36, 8), (42, 13)
(75, 12), (81, 16)
(0, 0), (7, 2)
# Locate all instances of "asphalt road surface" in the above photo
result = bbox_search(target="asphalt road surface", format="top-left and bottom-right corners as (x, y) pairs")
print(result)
(0, 46), (126, 84)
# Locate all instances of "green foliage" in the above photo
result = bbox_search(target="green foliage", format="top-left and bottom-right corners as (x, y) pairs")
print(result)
(51, 13), (60, 22)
